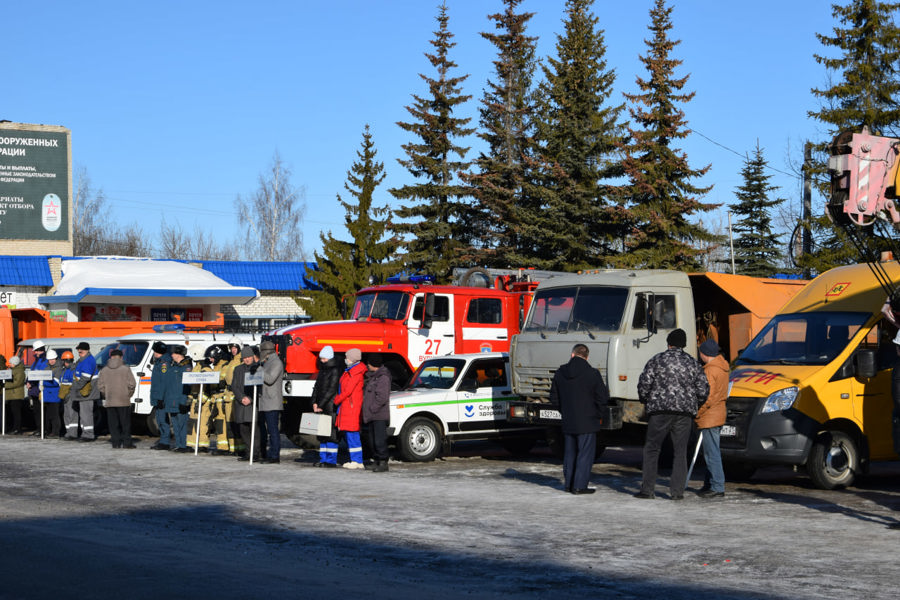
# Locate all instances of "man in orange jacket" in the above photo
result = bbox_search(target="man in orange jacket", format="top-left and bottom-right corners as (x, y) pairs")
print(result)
(334, 348), (366, 469)
(696, 339), (729, 498)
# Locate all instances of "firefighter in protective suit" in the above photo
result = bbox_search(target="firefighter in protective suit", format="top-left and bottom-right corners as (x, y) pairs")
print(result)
(188, 345), (221, 454)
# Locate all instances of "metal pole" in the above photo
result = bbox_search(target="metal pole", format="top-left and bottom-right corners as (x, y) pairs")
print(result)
(194, 384), (203, 456)
(40, 381), (45, 440)
(686, 430), (704, 484)
(728, 212), (736, 275)
(802, 141), (813, 279)
(2, 386), (5, 436)
(250, 384), (258, 465)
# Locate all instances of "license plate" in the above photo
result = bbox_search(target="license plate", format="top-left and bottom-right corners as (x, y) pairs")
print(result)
(720, 425), (737, 437)
(539, 409), (561, 420)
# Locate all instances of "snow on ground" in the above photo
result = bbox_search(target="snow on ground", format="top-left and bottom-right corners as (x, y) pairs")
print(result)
(1, 435), (899, 599)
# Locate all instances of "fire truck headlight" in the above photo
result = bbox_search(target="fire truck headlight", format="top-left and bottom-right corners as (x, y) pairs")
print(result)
(761, 386), (799, 413)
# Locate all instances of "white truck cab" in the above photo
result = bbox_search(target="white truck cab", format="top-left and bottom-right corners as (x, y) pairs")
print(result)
(389, 352), (544, 461)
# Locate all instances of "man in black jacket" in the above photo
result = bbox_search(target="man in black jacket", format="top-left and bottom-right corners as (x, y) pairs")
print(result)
(549, 344), (609, 495)
(308, 345), (341, 467)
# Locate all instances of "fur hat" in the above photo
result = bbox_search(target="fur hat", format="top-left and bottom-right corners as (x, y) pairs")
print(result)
(319, 345), (335, 360)
(367, 353), (384, 368)
(152, 341), (168, 355)
(76, 341), (91, 351)
(666, 329), (687, 349)
(259, 340), (276, 358)
(699, 339), (720, 357)
(170, 345), (187, 357)
(345, 348), (362, 364)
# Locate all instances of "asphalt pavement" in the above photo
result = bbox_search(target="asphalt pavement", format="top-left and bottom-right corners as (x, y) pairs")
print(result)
(1, 434), (899, 599)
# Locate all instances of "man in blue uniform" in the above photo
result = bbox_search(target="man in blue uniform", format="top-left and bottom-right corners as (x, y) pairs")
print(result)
(164, 345), (192, 453)
(150, 341), (173, 450)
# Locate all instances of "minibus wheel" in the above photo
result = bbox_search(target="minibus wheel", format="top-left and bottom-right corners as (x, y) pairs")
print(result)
(398, 417), (442, 462)
(808, 431), (858, 490)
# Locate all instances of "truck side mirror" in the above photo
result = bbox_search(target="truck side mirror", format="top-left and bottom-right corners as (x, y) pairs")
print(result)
(422, 293), (435, 329)
(854, 349), (877, 379)
(639, 292), (657, 334)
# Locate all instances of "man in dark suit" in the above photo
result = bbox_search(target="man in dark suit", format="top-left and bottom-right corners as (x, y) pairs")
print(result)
(549, 344), (609, 495)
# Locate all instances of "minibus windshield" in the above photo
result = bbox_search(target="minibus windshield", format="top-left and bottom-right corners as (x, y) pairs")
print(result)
(735, 311), (870, 366)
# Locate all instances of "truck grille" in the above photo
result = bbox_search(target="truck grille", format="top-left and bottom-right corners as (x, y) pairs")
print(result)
(515, 366), (555, 401)
(719, 396), (759, 449)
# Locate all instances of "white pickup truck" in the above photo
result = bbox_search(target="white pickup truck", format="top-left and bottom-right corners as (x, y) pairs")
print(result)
(389, 352), (545, 461)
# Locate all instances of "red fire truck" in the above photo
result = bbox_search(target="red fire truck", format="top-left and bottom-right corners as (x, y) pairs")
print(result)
(265, 274), (538, 432)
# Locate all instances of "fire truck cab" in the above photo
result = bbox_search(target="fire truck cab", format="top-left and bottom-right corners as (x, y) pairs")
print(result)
(266, 276), (535, 431)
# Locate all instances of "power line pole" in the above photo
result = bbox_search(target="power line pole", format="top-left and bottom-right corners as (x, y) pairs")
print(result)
(802, 141), (812, 279)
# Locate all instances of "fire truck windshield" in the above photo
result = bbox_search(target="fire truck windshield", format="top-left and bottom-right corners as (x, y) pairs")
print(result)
(352, 291), (411, 321)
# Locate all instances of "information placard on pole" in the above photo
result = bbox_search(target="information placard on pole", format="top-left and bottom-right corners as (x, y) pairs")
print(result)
(245, 370), (263, 465)
(182, 371), (220, 456)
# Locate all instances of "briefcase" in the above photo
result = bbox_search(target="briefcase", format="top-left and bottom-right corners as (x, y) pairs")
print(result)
(299, 412), (332, 436)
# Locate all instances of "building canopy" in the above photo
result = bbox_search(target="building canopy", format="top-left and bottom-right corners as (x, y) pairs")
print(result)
(38, 257), (259, 305)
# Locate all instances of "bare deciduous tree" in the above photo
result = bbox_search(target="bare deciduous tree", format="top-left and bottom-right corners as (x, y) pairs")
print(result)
(72, 166), (151, 256)
(156, 219), (230, 260)
(235, 152), (306, 262)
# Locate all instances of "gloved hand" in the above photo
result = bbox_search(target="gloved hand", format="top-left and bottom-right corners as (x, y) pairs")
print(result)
(178, 403), (190, 414)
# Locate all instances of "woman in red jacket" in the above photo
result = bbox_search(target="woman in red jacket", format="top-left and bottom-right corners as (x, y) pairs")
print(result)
(334, 348), (366, 469)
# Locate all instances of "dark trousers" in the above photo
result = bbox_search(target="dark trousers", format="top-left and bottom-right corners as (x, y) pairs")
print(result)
(367, 420), (389, 462)
(239, 422), (260, 459)
(260, 411), (281, 459)
(5, 399), (24, 432)
(44, 402), (62, 437)
(563, 432), (596, 492)
(641, 413), (692, 497)
(29, 396), (42, 431)
(107, 406), (132, 447)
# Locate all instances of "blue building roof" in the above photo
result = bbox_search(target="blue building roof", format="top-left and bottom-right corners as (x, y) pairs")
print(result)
(199, 261), (320, 291)
(0, 255), (54, 286)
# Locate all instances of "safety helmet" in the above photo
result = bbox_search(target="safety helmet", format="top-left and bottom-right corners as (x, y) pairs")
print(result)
(46, 349), (58, 360)
(228, 336), (242, 348)
(33, 340), (45, 351)
(189, 345), (207, 361)
(206, 345), (223, 362)
(61, 350), (74, 361)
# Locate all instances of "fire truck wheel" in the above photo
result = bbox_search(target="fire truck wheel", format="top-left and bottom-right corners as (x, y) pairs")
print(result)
(808, 430), (859, 490)
(146, 409), (160, 437)
(398, 417), (442, 462)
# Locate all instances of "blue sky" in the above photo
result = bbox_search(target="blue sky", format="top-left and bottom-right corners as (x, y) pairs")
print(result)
(4, 1), (838, 260)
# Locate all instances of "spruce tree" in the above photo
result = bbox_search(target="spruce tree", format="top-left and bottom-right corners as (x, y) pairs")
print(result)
(810, 0), (900, 137)
(531, 0), (627, 270)
(390, 2), (474, 283)
(299, 126), (398, 321)
(731, 143), (786, 276)
(801, 0), (900, 272)
(461, 0), (541, 269)
(617, 0), (717, 270)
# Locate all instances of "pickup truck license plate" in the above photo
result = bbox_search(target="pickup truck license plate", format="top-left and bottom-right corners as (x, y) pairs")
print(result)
(539, 409), (562, 420)
(720, 425), (737, 437)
